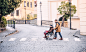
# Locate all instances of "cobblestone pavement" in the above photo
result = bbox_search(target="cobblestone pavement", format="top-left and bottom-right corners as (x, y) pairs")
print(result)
(0, 26), (17, 41)
(0, 24), (86, 52)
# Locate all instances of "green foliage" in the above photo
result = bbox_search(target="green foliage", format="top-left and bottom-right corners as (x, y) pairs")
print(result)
(0, 0), (22, 21)
(57, 1), (77, 18)
(34, 14), (37, 18)
(7, 20), (14, 24)
(27, 14), (30, 20)
(27, 14), (36, 20)
(59, 17), (67, 21)
(0, 16), (7, 27)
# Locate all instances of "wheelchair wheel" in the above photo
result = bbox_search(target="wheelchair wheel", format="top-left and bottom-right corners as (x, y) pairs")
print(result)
(46, 35), (49, 40)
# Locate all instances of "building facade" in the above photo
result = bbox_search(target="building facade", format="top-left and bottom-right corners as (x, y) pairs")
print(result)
(37, 0), (86, 35)
(5, 0), (37, 20)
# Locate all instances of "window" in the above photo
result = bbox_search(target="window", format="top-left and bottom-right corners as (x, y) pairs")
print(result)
(24, 1), (26, 7)
(16, 10), (19, 16)
(27, 2), (29, 7)
(11, 11), (14, 16)
(30, 2), (32, 8)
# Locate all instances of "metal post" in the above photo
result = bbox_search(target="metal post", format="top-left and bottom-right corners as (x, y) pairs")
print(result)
(8, 20), (9, 27)
(40, 2), (42, 26)
(11, 20), (12, 27)
(13, 20), (15, 29)
(25, 8), (26, 24)
(69, 0), (71, 29)
(13, 8), (15, 29)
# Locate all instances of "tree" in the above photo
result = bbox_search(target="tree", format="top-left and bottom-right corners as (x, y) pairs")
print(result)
(0, 16), (7, 27)
(0, 0), (22, 22)
(57, 1), (77, 27)
(27, 14), (30, 20)
(27, 14), (35, 20)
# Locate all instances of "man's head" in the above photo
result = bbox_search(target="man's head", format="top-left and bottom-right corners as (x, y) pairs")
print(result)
(55, 19), (58, 23)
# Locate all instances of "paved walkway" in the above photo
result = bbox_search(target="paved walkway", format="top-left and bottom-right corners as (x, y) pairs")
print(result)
(0, 26), (17, 41)
(0, 24), (86, 52)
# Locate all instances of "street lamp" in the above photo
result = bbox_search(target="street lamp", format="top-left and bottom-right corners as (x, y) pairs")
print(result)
(24, 8), (26, 24)
(13, 8), (15, 29)
(69, 0), (71, 29)
(40, 2), (42, 26)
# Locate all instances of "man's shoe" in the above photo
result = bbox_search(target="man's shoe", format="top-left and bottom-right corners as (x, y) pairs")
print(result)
(59, 38), (63, 40)
(53, 37), (57, 39)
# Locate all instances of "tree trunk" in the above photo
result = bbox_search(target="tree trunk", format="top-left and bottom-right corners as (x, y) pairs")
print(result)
(0, 18), (1, 27)
(61, 17), (65, 27)
(0, 15), (2, 22)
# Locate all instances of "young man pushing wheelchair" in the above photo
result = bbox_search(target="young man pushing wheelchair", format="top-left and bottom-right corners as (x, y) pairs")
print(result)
(44, 19), (63, 40)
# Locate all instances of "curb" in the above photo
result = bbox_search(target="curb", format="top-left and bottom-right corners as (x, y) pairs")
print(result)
(68, 30), (80, 38)
(5, 30), (17, 37)
(0, 29), (17, 43)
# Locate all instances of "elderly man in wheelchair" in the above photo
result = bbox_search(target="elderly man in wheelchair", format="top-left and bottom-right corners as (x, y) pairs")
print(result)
(44, 25), (54, 40)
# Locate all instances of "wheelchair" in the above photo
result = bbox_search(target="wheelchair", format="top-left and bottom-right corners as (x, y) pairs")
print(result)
(46, 32), (54, 40)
